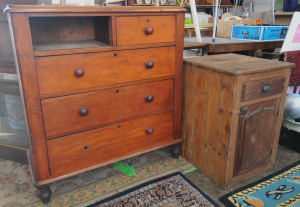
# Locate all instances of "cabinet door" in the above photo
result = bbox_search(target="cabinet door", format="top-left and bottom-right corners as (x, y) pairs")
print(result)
(234, 99), (280, 176)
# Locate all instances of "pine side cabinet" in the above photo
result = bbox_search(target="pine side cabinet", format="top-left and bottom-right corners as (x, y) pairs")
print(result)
(182, 54), (294, 188)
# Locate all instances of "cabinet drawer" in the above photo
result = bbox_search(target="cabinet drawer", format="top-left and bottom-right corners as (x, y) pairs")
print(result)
(36, 47), (175, 95)
(116, 16), (176, 46)
(47, 111), (174, 177)
(41, 79), (174, 138)
(241, 77), (286, 102)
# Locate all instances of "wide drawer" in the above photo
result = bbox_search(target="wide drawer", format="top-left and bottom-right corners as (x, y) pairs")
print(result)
(241, 77), (286, 102)
(35, 47), (175, 95)
(47, 111), (174, 177)
(41, 79), (174, 138)
(116, 16), (176, 46)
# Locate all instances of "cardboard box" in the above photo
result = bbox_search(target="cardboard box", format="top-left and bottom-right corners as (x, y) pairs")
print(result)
(217, 19), (260, 38)
(231, 25), (289, 41)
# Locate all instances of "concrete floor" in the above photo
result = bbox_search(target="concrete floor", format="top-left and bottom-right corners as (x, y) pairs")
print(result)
(184, 145), (300, 207)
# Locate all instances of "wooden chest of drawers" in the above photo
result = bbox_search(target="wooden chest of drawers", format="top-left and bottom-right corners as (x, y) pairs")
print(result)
(5, 6), (185, 203)
(182, 54), (294, 188)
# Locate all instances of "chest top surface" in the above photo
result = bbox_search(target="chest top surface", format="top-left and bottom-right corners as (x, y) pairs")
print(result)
(184, 53), (295, 75)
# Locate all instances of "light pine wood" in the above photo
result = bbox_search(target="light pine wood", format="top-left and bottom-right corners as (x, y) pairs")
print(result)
(182, 54), (294, 188)
(6, 6), (186, 203)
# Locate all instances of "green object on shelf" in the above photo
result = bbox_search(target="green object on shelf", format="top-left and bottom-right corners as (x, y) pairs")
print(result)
(114, 159), (136, 176)
(185, 19), (192, 24)
(183, 167), (197, 174)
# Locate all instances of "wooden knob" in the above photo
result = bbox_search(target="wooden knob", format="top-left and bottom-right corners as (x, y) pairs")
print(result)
(146, 127), (154, 134)
(146, 61), (154, 69)
(145, 27), (153, 35)
(146, 95), (154, 102)
(261, 84), (271, 92)
(74, 68), (84, 77)
(79, 107), (88, 116)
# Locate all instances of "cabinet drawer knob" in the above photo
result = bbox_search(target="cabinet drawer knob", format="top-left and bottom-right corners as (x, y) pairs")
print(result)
(146, 127), (154, 134)
(146, 61), (154, 69)
(74, 68), (84, 77)
(146, 95), (154, 102)
(145, 27), (153, 35)
(261, 84), (271, 92)
(79, 107), (88, 116)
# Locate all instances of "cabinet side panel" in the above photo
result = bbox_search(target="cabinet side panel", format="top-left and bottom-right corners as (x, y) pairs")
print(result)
(182, 64), (199, 161)
(191, 66), (209, 171)
(173, 12), (184, 139)
(213, 73), (235, 186)
(202, 70), (223, 179)
(9, 13), (50, 181)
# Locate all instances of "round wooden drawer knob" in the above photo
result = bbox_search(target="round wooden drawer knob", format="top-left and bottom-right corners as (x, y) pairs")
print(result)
(79, 107), (88, 116)
(146, 95), (154, 102)
(146, 61), (154, 69)
(75, 68), (84, 77)
(261, 84), (271, 92)
(146, 127), (154, 134)
(145, 27), (153, 35)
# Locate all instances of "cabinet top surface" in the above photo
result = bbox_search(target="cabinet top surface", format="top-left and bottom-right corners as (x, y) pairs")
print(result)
(184, 54), (295, 75)
(4, 5), (186, 13)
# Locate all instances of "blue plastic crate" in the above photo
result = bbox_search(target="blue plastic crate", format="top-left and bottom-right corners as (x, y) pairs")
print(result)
(231, 25), (289, 41)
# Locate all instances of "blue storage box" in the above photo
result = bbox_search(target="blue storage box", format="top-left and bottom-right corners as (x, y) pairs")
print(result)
(231, 25), (289, 41)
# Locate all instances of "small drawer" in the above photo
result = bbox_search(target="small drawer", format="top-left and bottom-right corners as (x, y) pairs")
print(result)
(35, 47), (175, 95)
(47, 111), (174, 177)
(241, 77), (286, 102)
(41, 79), (174, 138)
(116, 16), (176, 46)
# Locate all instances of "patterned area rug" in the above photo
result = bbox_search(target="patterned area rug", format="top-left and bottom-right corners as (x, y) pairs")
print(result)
(0, 147), (194, 207)
(88, 172), (219, 207)
(220, 160), (300, 207)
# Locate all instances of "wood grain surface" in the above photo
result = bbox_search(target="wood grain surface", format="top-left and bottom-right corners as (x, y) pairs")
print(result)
(47, 111), (174, 177)
(36, 47), (175, 95)
(116, 15), (175, 46)
(41, 79), (174, 138)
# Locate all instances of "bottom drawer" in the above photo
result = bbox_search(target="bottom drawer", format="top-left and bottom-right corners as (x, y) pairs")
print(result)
(47, 111), (174, 177)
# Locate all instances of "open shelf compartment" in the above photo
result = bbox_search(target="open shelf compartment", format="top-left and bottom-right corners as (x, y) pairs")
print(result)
(29, 16), (112, 52)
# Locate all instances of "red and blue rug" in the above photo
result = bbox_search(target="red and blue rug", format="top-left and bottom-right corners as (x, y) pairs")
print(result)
(220, 160), (300, 207)
(88, 172), (219, 207)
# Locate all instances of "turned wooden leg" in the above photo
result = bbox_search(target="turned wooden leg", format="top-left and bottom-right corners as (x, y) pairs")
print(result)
(171, 144), (181, 159)
(36, 184), (52, 204)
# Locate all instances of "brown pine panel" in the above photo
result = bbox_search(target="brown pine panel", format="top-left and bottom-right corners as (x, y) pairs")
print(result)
(47, 111), (174, 177)
(116, 15), (175, 46)
(41, 79), (174, 138)
(36, 46), (175, 95)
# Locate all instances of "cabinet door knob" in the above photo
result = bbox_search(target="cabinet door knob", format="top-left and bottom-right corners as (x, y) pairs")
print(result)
(146, 95), (154, 102)
(261, 84), (271, 92)
(146, 127), (154, 134)
(146, 61), (154, 69)
(74, 68), (84, 77)
(79, 107), (88, 116)
(145, 27), (153, 35)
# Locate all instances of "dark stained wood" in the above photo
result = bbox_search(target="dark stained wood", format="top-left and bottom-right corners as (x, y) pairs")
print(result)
(47, 111), (174, 177)
(41, 79), (174, 138)
(241, 77), (286, 102)
(182, 54), (293, 188)
(234, 99), (279, 176)
(7, 7), (185, 200)
(116, 16), (176, 46)
(35, 47), (175, 95)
